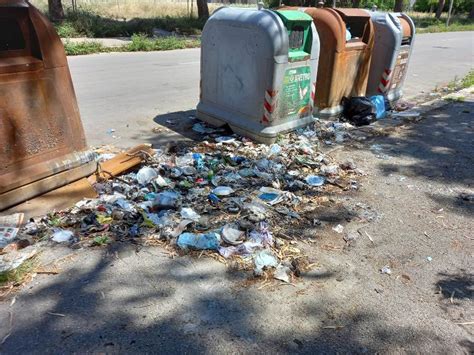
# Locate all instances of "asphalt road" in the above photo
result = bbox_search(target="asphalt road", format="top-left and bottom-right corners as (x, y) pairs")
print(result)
(68, 31), (474, 148)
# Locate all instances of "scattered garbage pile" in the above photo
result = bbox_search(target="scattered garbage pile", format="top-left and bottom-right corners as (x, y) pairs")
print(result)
(1, 120), (364, 284)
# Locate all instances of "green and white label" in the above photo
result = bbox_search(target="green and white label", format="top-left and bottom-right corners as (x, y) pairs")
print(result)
(281, 66), (312, 117)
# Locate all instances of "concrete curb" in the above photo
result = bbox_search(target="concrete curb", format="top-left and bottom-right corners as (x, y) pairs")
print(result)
(61, 37), (132, 48)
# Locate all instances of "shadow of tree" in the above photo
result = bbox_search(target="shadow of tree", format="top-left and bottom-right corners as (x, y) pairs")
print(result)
(54, 10), (205, 37)
(0, 241), (445, 353)
(427, 192), (474, 217)
(359, 100), (474, 215)
(435, 271), (473, 300)
(375, 101), (474, 185)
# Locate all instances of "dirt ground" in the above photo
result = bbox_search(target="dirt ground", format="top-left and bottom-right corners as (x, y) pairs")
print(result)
(0, 97), (473, 353)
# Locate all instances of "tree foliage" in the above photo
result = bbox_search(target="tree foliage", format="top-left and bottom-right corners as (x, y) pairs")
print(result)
(265, 0), (472, 13)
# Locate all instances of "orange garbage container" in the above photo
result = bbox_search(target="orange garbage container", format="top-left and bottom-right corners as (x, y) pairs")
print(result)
(0, 1), (96, 210)
(300, 8), (374, 118)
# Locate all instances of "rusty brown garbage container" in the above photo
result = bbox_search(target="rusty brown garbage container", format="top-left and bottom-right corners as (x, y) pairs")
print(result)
(0, 0), (96, 211)
(301, 8), (374, 118)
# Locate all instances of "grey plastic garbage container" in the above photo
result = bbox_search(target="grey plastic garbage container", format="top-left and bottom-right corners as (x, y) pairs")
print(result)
(196, 7), (320, 144)
(365, 11), (415, 104)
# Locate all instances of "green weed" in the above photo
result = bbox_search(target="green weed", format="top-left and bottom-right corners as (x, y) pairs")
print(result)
(64, 40), (106, 55)
(56, 21), (83, 37)
(93, 235), (111, 246)
(0, 257), (39, 286)
(417, 22), (474, 33)
(47, 214), (62, 227)
(444, 95), (466, 102)
(128, 34), (199, 51)
(460, 70), (474, 89)
(63, 35), (200, 56)
(444, 71), (474, 93)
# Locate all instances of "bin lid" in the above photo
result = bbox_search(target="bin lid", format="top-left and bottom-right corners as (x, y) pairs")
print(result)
(334, 8), (371, 19)
(274, 9), (313, 23)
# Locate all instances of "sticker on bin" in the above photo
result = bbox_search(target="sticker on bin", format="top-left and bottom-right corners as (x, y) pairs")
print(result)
(391, 48), (410, 90)
(281, 66), (312, 117)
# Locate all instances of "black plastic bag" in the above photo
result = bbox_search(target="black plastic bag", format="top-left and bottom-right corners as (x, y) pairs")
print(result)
(341, 96), (376, 126)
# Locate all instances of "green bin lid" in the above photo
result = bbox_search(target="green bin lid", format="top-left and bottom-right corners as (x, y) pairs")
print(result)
(274, 10), (312, 23)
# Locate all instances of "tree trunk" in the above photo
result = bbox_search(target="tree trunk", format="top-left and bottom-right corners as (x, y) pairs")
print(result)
(352, 0), (360, 8)
(196, 0), (209, 19)
(435, 0), (445, 19)
(48, 0), (64, 21)
(469, 4), (474, 19)
(394, 0), (404, 12)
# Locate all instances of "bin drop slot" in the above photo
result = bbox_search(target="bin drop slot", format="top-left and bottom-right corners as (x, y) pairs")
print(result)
(289, 26), (305, 50)
(344, 18), (366, 41)
(0, 18), (25, 51)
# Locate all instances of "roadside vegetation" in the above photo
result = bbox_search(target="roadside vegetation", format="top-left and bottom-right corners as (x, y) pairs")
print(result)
(461, 70), (474, 88)
(29, 0), (473, 56)
(55, 9), (206, 38)
(445, 70), (474, 89)
(64, 34), (200, 56)
(408, 11), (474, 32)
(439, 70), (473, 102)
(30, 0), (215, 37)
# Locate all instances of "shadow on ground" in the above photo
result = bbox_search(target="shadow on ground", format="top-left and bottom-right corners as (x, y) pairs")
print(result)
(435, 271), (473, 300)
(364, 100), (474, 214)
(1, 241), (442, 353)
(54, 10), (205, 37)
(129, 109), (233, 148)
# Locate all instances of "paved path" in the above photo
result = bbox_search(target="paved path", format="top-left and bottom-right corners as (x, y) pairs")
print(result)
(67, 31), (474, 148)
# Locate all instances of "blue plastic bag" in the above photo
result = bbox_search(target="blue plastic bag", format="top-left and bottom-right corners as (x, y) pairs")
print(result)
(370, 95), (386, 119)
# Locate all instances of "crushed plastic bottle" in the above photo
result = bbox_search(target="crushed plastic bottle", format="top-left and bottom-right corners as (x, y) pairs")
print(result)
(180, 207), (201, 222)
(258, 187), (285, 205)
(51, 229), (74, 243)
(175, 153), (194, 167)
(332, 224), (344, 234)
(212, 186), (234, 197)
(274, 264), (291, 283)
(268, 144), (282, 157)
(221, 224), (245, 245)
(136, 167), (158, 185)
(153, 191), (180, 210)
(215, 136), (236, 144)
(154, 175), (169, 187)
(193, 153), (205, 170)
(254, 250), (278, 275)
(208, 193), (220, 204)
(177, 232), (220, 250)
(305, 175), (325, 186)
(321, 165), (340, 176)
(192, 123), (216, 134)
